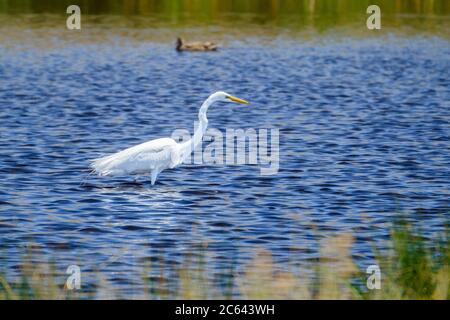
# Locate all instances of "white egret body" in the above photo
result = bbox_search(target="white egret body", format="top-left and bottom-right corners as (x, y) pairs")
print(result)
(90, 91), (249, 185)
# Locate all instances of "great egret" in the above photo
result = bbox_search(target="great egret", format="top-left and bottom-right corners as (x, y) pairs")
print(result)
(90, 91), (249, 185)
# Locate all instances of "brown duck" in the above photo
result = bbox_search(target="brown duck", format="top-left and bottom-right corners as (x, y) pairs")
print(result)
(176, 37), (218, 52)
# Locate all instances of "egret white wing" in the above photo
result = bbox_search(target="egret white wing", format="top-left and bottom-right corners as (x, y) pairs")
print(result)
(90, 137), (177, 176)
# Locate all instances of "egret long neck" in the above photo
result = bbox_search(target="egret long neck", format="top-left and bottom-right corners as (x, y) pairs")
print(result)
(191, 99), (210, 150)
(178, 97), (213, 162)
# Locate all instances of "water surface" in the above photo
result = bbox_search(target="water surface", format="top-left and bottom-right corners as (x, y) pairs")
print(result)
(0, 8), (449, 297)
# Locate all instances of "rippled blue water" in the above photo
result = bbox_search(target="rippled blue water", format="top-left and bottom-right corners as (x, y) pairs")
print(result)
(0, 34), (449, 296)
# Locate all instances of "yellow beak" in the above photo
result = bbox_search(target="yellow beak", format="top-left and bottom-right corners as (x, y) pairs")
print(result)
(227, 95), (250, 104)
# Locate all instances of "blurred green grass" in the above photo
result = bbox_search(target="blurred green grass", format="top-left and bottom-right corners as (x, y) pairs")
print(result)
(1, 218), (448, 300)
(1, 0), (449, 16)
(1, 0), (448, 41)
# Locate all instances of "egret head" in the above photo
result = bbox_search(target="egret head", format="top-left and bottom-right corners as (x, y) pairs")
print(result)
(209, 91), (250, 105)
